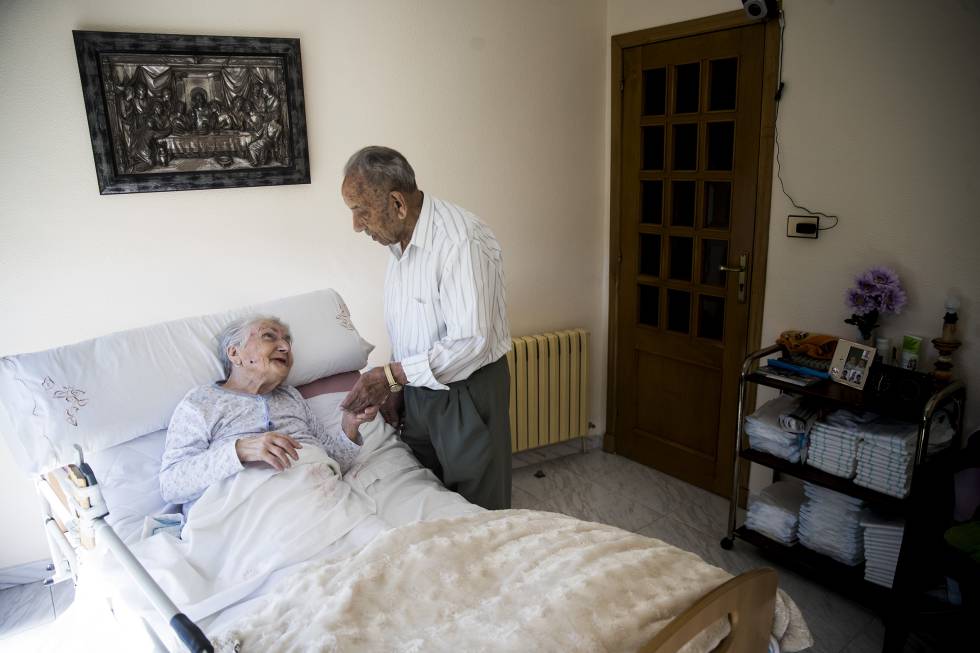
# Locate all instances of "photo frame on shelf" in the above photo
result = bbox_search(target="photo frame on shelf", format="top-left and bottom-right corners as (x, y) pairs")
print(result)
(73, 30), (310, 194)
(829, 338), (876, 390)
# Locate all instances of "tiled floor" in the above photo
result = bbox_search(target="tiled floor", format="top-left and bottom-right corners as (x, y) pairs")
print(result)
(0, 579), (74, 642)
(1, 440), (882, 651)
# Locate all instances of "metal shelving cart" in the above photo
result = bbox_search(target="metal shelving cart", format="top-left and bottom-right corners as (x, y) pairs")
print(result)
(721, 344), (967, 650)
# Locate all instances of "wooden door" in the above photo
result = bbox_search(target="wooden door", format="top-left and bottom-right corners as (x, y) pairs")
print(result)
(613, 23), (767, 496)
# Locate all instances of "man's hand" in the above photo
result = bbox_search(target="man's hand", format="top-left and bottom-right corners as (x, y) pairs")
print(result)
(235, 432), (302, 471)
(341, 367), (390, 415)
(342, 405), (379, 442)
(380, 391), (404, 429)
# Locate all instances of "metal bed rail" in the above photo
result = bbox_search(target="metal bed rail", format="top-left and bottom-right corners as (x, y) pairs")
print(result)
(39, 451), (213, 652)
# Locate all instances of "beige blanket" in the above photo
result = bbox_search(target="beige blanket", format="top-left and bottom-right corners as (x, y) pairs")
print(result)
(212, 510), (811, 652)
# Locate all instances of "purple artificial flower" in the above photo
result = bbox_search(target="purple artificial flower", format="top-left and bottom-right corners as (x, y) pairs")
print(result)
(855, 272), (878, 294)
(845, 266), (906, 317)
(866, 266), (901, 289)
(878, 285), (908, 314)
(845, 287), (875, 315)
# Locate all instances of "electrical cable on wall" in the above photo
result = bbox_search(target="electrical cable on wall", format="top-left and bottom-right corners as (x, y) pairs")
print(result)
(773, 8), (839, 231)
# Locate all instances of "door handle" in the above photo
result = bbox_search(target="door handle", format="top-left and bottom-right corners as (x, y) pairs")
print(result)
(719, 254), (748, 303)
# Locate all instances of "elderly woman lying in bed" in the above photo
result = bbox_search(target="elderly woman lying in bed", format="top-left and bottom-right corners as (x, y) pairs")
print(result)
(159, 315), (377, 507)
(113, 315), (392, 624)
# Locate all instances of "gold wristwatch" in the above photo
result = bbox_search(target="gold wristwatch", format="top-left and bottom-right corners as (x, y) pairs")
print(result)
(383, 363), (403, 393)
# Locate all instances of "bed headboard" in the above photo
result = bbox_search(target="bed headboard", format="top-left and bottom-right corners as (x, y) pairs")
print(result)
(0, 289), (373, 475)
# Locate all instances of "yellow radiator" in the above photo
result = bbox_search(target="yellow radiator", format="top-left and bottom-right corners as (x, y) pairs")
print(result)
(506, 329), (590, 453)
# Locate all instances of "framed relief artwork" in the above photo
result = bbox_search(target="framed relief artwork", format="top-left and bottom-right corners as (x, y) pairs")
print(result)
(73, 30), (310, 194)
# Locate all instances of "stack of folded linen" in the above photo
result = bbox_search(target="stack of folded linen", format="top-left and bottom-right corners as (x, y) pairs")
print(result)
(777, 397), (820, 436)
(860, 513), (905, 588)
(745, 395), (808, 463)
(804, 409), (879, 479)
(745, 479), (806, 545)
(798, 483), (865, 565)
(806, 422), (861, 478)
(853, 422), (918, 498)
(927, 409), (956, 455)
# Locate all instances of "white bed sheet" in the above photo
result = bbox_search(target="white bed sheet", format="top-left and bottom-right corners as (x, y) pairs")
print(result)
(77, 414), (481, 651)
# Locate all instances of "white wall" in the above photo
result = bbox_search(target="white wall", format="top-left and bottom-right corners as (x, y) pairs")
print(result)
(606, 0), (980, 491)
(0, 0), (606, 568)
(4, 0), (978, 571)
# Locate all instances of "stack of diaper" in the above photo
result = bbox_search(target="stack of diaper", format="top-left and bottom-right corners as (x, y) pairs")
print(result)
(860, 513), (905, 588)
(804, 409), (878, 479)
(805, 427), (860, 479)
(745, 479), (806, 545)
(798, 483), (865, 566)
(854, 422), (918, 498)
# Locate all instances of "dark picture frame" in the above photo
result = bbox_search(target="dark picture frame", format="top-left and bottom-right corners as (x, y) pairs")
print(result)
(73, 30), (310, 194)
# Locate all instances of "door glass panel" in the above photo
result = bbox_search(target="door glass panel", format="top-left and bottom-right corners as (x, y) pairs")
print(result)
(704, 181), (732, 229)
(639, 234), (661, 277)
(643, 126), (664, 170)
(667, 290), (691, 333)
(669, 236), (693, 281)
(701, 239), (728, 286)
(670, 181), (696, 227)
(638, 284), (660, 327)
(709, 58), (738, 111)
(672, 123), (698, 171)
(643, 68), (666, 116)
(698, 295), (725, 340)
(674, 62), (700, 114)
(641, 180), (663, 224)
(706, 122), (735, 170)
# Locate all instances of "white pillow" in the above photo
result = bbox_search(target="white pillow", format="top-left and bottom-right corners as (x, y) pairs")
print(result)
(305, 392), (347, 441)
(86, 430), (173, 545)
(0, 289), (373, 475)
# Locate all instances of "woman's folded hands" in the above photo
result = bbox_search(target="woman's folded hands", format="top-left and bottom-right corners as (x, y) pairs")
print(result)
(236, 432), (302, 471)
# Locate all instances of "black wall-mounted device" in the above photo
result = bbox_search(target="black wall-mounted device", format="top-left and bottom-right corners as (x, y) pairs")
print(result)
(787, 215), (819, 239)
(741, 0), (777, 21)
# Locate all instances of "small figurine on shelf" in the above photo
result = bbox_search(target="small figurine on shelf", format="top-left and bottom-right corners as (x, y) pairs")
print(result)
(931, 296), (962, 385)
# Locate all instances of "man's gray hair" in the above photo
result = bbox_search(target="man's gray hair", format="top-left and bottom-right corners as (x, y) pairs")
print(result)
(343, 146), (417, 194)
(216, 315), (290, 378)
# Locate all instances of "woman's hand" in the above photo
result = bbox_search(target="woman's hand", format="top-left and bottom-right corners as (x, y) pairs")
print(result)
(235, 432), (302, 471)
(342, 405), (379, 442)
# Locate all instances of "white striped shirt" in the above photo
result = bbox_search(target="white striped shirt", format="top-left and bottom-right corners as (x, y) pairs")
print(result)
(385, 193), (510, 390)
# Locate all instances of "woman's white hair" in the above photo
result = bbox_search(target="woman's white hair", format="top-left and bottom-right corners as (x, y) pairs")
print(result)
(216, 315), (290, 378)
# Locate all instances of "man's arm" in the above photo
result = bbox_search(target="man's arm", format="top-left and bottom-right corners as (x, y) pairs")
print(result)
(401, 238), (501, 389)
(342, 239), (502, 413)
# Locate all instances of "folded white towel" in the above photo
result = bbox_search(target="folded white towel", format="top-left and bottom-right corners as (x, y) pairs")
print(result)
(747, 480), (806, 544)
(778, 400), (819, 435)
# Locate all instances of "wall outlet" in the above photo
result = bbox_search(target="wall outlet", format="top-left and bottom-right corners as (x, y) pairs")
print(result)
(787, 215), (819, 239)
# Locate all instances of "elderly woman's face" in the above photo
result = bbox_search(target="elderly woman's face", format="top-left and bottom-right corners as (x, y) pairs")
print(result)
(231, 320), (293, 387)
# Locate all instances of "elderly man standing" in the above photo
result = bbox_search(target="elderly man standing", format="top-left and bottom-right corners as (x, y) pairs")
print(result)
(340, 146), (511, 509)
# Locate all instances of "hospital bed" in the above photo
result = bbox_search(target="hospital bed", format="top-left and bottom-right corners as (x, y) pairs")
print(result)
(0, 289), (812, 652)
